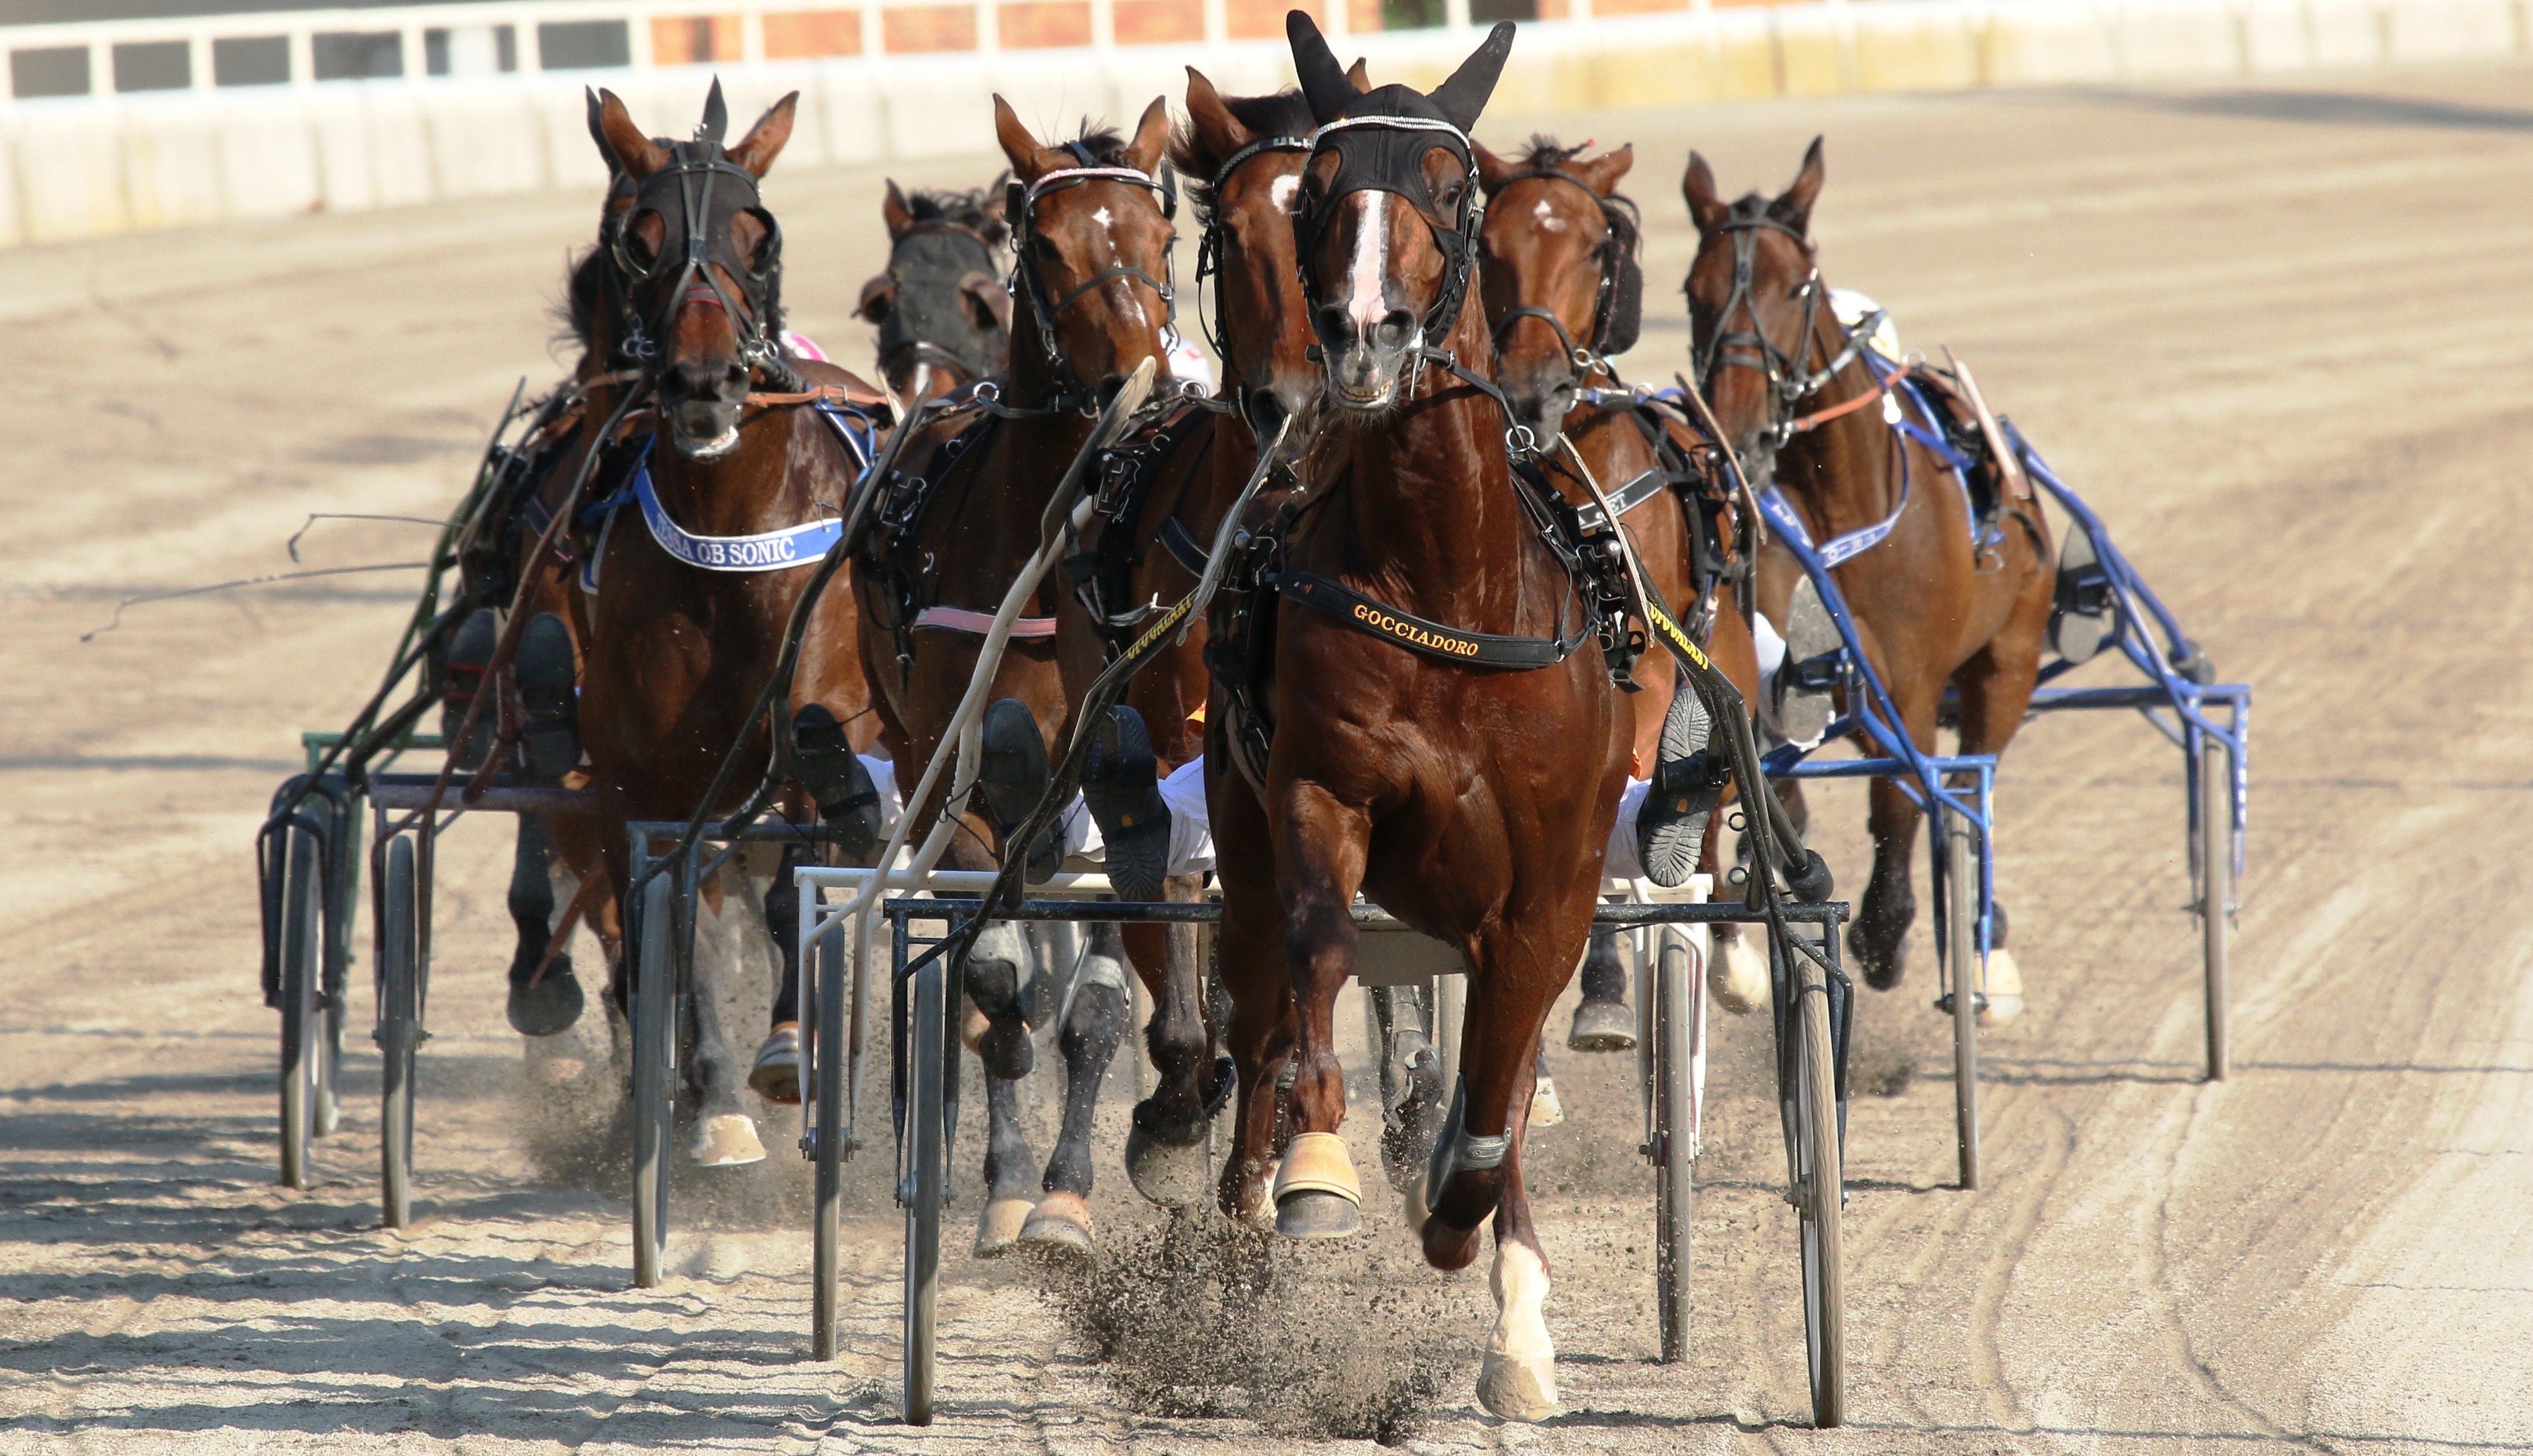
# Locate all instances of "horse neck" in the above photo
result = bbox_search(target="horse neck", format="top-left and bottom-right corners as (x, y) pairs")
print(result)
(1000, 303), (1079, 413)
(1336, 309), (1530, 621)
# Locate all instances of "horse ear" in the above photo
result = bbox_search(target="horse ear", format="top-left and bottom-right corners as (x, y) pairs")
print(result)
(1429, 21), (1514, 133)
(883, 180), (915, 240)
(1184, 68), (1253, 174)
(1575, 142), (1633, 196)
(584, 88), (618, 176)
(1346, 56), (1372, 92)
(594, 89), (669, 181)
(1473, 139), (1514, 195)
(993, 95), (1059, 181)
(960, 271), (1013, 335)
(1769, 135), (1825, 236)
(1125, 95), (1172, 177)
(1286, 10), (1355, 123)
(727, 91), (797, 178)
(1682, 150), (1728, 234)
(698, 77), (729, 145)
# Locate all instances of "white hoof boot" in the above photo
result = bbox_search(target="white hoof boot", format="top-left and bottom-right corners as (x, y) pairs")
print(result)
(687, 1113), (766, 1168)
(1478, 1241), (1561, 1422)
(1529, 1076), (1565, 1128)
(973, 1197), (1033, 1257)
(1979, 946), (2025, 1025)
(1710, 929), (1769, 1016)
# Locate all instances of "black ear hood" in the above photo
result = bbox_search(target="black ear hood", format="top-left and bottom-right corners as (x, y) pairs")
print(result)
(1286, 11), (1513, 131)
(698, 76), (729, 145)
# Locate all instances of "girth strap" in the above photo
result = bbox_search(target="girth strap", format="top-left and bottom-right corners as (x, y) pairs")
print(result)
(1274, 571), (1593, 669)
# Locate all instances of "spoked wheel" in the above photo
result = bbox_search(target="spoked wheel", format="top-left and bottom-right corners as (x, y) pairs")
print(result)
(902, 945), (948, 1425)
(1942, 816), (1982, 1191)
(378, 834), (421, 1228)
(812, 913), (850, 1361)
(276, 812), (326, 1190)
(2198, 737), (2232, 1081)
(1790, 931), (1846, 1428)
(1651, 931), (1699, 1363)
(631, 875), (676, 1288)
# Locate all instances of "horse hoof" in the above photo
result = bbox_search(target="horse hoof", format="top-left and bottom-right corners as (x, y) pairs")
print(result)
(507, 964), (584, 1037)
(1528, 1076), (1565, 1128)
(1016, 1192), (1095, 1257)
(687, 1113), (766, 1168)
(1710, 932), (1769, 1016)
(1124, 1121), (1209, 1209)
(1274, 1189), (1362, 1240)
(973, 1197), (1034, 1257)
(748, 1024), (803, 1105)
(1979, 946), (2025, 1025)
(1565, 996), (1636, 1052)
(1476, 1352), (1562, 1423)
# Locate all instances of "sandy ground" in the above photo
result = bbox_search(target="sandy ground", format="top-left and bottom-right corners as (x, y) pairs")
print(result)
(6, 59), (2533, 1455)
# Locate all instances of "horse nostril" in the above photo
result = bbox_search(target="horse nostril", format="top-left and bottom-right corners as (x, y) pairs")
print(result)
(1376, 309), (1416, 349)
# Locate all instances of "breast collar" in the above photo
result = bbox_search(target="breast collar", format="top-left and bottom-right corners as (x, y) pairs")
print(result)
(1294, 113), (1483, 345)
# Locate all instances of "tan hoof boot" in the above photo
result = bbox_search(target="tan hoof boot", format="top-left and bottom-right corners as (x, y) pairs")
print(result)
(1016, 1192), (1095, 1258)
(1979, 946), (2025, 1025)
(1529, 1076), (1565, 1128)
(1272, 1131), (1362, 1239)
(1710, 929), (1769, 1015)
(973, 1197), (1033, 1257)
(687, 1113), (766, 1168)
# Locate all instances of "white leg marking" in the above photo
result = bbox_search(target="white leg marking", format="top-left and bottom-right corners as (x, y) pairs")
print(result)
(1478, 1238), (1561, 1421)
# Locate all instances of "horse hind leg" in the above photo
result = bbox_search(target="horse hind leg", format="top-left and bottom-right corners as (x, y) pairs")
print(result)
(1017, 921), (1131, 1255)
(1121, 875), (1228, 1209)
(962, 920), (1041, 1256)
(1951, 633), (2044, 1022)
(682, 884), (767, 1168)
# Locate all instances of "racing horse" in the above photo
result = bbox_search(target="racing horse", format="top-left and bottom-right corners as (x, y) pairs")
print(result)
(855, 179), (1011, 405)
(1204, 17), (1637, 1420)
(562, 86), (889, 1165)
(853, 97), (1180, 1253)
(1682, 141), (2052, 1008)
(1472, 134), (1774, 1029)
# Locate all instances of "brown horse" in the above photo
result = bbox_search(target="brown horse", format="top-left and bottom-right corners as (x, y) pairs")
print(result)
(855, 179), (1011, 405)
(1204, 17), (1629, 1420)
(854, 97), (1180, 1253)
(1473, 133), (1774, 1029)
(555, 86), (890, 1164)
(1682, 140), (2052, 1005)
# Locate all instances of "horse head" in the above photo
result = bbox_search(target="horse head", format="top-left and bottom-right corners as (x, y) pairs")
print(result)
(590, 83), (798, 459)
(1175, 64), (1358, 451)
(994, 95), (1178, 411)
(1476, 137), (1642, 450)
(1287, 12), (1511, 416)
(1681, 137), (1828, 487)
(857, 178), (1011, 404)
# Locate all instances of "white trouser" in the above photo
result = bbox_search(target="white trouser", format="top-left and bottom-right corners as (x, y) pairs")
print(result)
(861, 753), (1654, 881)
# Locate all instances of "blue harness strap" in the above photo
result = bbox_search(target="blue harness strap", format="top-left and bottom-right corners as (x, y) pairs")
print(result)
(575, 400), (883, 592)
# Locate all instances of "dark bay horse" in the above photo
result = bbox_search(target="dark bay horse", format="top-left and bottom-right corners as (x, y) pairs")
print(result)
(1204, 16), (1629, 1420)
(1682, 140), (2052, 1009)
(854, 97), (1180, 1254)
(855, 179), (1010, 404)
(558, 87), (890, 1164)
(1473, 133), (1774, 1029)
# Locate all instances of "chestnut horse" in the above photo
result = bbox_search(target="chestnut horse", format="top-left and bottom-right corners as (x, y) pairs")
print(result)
(1682, 140), (2051, 1005)
(855, 98), (1180, 1254)
(855, 179), (1011, 405)
(1205, 17), (1625, 1421)
(560, 87), (889, 1164)
(1473, 133), (1774, 1029)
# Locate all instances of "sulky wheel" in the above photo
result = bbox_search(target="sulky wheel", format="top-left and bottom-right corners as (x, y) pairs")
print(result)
(631, 875), (676, 1288)
(901, 943), (949, 1425)
(1651, 930), (1699, 1363)
(812, 914), (850, 1361)
(1791, 930), (1847, 1428)
(275, 807), (328, 1190)
(377, 834), (422, 1228)
(1943, 816), (1982, 1192)
(2199, 737), (2233, 1081)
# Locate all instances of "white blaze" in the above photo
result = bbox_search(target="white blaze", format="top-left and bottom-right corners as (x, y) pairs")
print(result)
(1344, 191), (1389, 335)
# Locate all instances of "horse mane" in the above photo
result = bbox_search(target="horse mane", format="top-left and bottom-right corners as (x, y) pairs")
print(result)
(556, 242), (610, 351)
(1513, 133), (1644, 263)
(905, 183), (1008, 248)
(1171, 89), (1316, 224)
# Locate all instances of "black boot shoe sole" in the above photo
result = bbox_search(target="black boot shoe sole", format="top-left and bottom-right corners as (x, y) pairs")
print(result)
(1082, 705), (1170, 903)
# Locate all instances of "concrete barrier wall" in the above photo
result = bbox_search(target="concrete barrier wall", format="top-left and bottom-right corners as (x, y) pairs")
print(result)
(2, 0), (2524, 248)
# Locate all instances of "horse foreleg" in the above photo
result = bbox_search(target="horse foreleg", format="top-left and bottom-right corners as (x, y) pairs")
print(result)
(1480, 1129), (1561, 1422)
(1267, 786), (1370, 1240)
(1120, 873), (1220, 1208)
(1853, 705), (1936, 990)
(681, 888), (767, 1167)
(1950, 631), (2045, 1022)
(963, 921), (1041, 1255)
(1017, 923), (1129, 1252)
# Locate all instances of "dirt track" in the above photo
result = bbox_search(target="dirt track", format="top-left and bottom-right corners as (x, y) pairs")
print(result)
(7, 61), (2533, 1454)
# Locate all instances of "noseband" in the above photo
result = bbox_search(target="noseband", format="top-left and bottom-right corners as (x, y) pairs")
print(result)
(1689, 215), (1884, 447)
(1294, 113), (1483, 352)
(1005, 144), (1180, 411)
(1487, 167), (1642, 379)
(607, 138), (788, 384)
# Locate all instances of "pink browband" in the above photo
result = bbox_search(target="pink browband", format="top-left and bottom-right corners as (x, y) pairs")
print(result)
(912, 606), (1059, 639)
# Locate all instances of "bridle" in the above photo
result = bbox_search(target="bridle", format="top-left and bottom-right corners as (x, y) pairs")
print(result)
(1192, 131), (1312, 388)
(874, 215), (1007, 387)
(1293, 113), (1484, 363)
(1689, 212), (1886, 448)
(1004, 144), (1181, 412)
(606, 137), (792, 390)
(1486, 166), (1641, 381)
